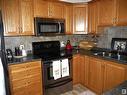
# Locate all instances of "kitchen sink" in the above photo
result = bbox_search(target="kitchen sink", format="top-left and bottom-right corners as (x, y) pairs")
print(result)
(92, 51), (127, 63)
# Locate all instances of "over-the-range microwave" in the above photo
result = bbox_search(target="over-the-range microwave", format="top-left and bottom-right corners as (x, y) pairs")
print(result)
(34, 17), (65, 36)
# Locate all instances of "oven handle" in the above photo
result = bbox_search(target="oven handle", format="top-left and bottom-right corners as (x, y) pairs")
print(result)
(47, 78), (72, 89)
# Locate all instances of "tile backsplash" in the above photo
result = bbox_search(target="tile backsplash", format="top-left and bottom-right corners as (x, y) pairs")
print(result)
(5, 26), (127, 52)
(5, 35), (95, 52)
(97, 26), (127, 49)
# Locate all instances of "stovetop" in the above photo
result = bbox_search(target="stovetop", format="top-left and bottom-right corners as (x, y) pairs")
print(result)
(34, 50), (72, 61)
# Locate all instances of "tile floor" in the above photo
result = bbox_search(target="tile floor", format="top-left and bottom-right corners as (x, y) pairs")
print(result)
(61, 84), (96, 95)
(61, 83), (127, 95)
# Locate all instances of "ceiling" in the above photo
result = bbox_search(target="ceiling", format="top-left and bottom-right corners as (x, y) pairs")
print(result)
(59, 0), (92, 3)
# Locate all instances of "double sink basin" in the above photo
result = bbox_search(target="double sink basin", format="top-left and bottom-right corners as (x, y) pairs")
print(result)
(91, 51), (127, 64)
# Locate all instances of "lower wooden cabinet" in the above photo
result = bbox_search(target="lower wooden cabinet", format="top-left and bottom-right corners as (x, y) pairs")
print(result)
(73, 54), (126, 94)
(73, 54), (80, 85)
(103, 61), (126, 92)
(8, 60), (43, 95)
(88, 57), (104, 94)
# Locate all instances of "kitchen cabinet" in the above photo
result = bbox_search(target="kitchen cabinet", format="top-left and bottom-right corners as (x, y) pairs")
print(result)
(88, 0), (99, 34)
(115, 0), (127, 25)
(64, 4), (73, 34)
(80, 55), (89, 87)
(1, 0), (34, 36)
(103, 61), (126, 92)
(73, 54), (80, 85)
(88, 57), (104, 94)
(8, 60), (43, 95)
(73, 54), (126, 94)
(34, 0), (65, 19)
(88, 57), (126, 94)
(34, 0), (48, 18)
(73, 54), (89, 86)
(73, 4), (88, 34)
(98, 0), (127, 26)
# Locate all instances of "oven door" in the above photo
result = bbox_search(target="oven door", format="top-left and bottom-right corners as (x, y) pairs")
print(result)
(43, 58), (72, 89)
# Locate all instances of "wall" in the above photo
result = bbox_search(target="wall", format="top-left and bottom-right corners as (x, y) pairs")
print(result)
(97, 26), (127, 49)
(5, 35), (95, 52)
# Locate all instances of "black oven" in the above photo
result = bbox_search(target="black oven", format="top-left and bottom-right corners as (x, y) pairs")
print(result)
(32, 41), (73, 95)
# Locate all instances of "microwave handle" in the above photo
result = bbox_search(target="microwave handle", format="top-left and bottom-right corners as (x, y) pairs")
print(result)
(58, 22), (61, 33)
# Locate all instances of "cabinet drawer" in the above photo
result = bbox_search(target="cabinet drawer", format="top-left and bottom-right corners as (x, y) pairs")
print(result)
(10, 66), (41, 80)
(28, 81), (42, 95)
(12, 86), (28, 95)
(12, 74), (41, 88)
(9, 61), (41, 71)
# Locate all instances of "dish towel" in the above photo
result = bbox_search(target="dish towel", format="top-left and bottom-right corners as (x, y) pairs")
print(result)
(53, 60), (61, 80)
(61, 58), (69, 77)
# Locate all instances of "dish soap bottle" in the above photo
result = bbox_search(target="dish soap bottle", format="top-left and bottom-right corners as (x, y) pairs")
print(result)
(66, 40), (72, 50)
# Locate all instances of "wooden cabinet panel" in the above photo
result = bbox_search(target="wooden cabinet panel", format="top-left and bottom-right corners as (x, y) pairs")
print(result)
(73, 4), (88, 34)
(73, 54), (80, 85)
(98, 0), (116, 26)
(116, 0), (127, 26)
(1, 0), (34, 36)
(84, 56), (89, 86)
(79, 55), (85, 85)
(88, 1), (99, 34)
(98, 0), (127, 26)
(1, 0), (20, 36)
(9, 61), (43, 95)
(49, 2), (65, 19)
(33, 0), (48, 17)
(64, 4), (73, 34)
(103, 61), (125, 92)
(88, 57), (104, 94)
(34, 1), (64, 19)
(20, 0), (34, 35)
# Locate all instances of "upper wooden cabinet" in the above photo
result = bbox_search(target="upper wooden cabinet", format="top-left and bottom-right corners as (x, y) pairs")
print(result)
(34, 0), (49, 18)
(98, 0), (127, 26)
(49, 2), (65, 19)
(115, 0), (127, 26)
(88, 0), (99, 34)
(64, 4), (73, 34)
(34, 0), (65, 19)
(73, 4), (88, 34)
(1, 0), (34, 36)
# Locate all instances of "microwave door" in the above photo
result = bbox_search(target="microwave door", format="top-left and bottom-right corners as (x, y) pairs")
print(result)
(39, 23), (59, 33)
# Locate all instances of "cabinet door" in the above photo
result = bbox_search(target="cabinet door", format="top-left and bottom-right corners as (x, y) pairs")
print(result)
(49, 2), (65, 19)
(64, 4), (73, 34)
(79, 55), (85, 85)
(103, 62), (125, 92)
(20, 0), (34, 35)
(84, 56), (89, 86)
(88, 1), (99, 34)
(98, 0), (116, 26)
(115, 0), (127, 26)
(1, 0), (20, 36)
(89, 57), (104, 94)
(73, 55), (80, 85)
(33, 0), (48, 17)
(73, 4), (88, 34)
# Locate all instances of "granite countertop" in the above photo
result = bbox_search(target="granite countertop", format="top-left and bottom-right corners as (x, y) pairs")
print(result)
(8, 48), (127, 65)
(7, 54), (41, 65)
(73, 49), (127, 65)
